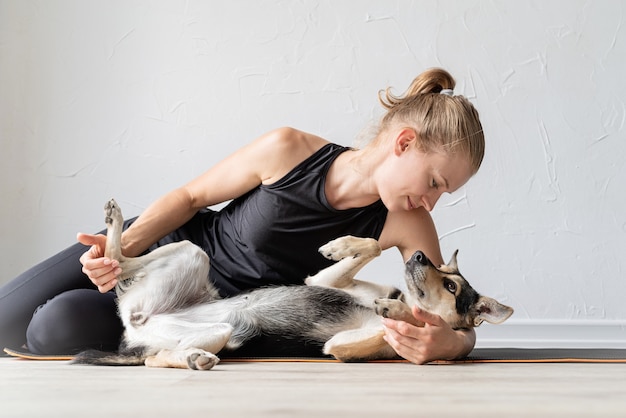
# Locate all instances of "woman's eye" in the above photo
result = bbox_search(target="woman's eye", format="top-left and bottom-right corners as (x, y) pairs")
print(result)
(444, 280), (457, 293)
(431, 179), (439, 189)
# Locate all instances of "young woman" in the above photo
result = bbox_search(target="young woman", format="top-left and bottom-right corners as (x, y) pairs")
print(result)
(0, 68), (484, 364)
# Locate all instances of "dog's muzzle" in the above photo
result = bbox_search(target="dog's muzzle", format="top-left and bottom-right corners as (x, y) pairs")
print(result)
(405, 250), (429, 284)
(410, 251), (429, 266)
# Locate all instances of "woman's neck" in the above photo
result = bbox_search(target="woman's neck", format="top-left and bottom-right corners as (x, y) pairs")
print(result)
(324, 146), (384, 210)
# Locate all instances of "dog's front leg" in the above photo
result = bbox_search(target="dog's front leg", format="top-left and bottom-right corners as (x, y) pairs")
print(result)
(374, 298), (425, 327)
(306, 236), (381, 288)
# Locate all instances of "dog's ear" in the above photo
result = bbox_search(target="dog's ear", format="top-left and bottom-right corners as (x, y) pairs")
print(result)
(446, 250), (459, 271)
(473, 296), (514, 326)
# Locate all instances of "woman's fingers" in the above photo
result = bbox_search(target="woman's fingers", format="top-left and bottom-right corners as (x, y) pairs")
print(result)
(77, 233), (108, 255)
(96, 278), (118, 294)
(77, 233), (121, 292)
(82, 258), (120, 280)
(382, 320), (431, 364)
(382, 306), (462, 364)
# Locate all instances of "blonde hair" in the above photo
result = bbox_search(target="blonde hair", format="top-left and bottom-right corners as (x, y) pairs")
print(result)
(377, 68), (484, 174)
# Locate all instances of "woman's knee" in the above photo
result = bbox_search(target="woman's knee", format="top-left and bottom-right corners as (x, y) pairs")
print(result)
(26, 289), (122, 355)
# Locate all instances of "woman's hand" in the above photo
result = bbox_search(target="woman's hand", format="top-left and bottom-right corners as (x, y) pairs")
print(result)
(77, 233), (121, 293)
(382, 305), (476, 364)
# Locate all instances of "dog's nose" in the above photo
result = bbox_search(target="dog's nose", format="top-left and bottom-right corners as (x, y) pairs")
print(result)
(412, 251), (428, 266)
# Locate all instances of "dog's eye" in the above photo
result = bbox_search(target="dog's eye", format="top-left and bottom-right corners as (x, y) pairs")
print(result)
(444, 279), (457, 294)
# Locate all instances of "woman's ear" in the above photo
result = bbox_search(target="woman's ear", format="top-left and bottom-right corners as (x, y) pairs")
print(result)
(395, 128), (417, 155)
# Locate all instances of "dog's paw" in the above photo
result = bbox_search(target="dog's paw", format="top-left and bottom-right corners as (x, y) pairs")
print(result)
(374, 298), (402, 318)
(318, 236), (381, 261)
(145, 348), (220, 370)
(375, 298), (425, 327)
(104, 199), (124, 226)
(186, 350), (220, 371)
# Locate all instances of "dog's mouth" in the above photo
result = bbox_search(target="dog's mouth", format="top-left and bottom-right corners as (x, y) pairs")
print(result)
(405, 251), (430, 300)
(412, 267), (426, 297)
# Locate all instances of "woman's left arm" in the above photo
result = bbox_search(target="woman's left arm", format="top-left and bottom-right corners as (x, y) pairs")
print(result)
(382, 305), (476, 364)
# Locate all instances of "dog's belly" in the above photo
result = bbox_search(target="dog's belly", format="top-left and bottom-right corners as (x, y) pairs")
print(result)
(120, 285), (375, 353)
(194, 285), (376, 346)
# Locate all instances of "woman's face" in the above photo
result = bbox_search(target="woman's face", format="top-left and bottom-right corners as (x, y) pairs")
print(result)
(378, 136), (473, 213)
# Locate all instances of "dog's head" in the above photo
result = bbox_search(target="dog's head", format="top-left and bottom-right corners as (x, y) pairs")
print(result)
(403, 250), (513, 329)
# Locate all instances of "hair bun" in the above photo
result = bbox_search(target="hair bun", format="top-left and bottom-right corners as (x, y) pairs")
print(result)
(378, 68), (456, 109)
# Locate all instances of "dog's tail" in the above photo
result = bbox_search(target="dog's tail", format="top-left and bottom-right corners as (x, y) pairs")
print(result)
(71, 349), (146, 366)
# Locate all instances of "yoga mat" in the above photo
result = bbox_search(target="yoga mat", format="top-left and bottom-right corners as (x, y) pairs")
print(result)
(5, 347), (626, 363)
(4, 347), (74, 361)
(455, 348), (626, 364)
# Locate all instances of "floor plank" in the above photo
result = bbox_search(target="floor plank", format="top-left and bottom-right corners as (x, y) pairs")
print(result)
(1, 358), (625, 417)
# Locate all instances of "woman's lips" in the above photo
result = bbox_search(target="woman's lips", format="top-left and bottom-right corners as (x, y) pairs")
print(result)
(408, 197), (418, 210)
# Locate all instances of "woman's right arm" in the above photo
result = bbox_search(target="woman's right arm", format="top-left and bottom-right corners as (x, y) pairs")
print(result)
(79, 127), (327, 292)
(76, 185), (203, 292)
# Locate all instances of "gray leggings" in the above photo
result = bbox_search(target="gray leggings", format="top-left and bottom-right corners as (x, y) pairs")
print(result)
(0, 219), (142, 355)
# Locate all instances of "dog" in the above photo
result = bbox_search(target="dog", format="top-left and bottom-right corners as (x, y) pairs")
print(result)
(73, 199), (513, 370)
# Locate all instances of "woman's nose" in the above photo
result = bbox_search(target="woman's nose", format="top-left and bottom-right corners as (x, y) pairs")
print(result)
(421, 198), (433, 212)
(422, 192), (442, 212)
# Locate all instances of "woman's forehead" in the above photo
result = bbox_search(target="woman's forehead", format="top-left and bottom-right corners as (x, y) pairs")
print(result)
(429, 152), (473, 188)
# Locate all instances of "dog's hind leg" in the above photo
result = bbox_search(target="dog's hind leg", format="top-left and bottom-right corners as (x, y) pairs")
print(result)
(126, 313), (233, 354)
(104, 199), (217, 304)
(126, 319), (231, 370)
(104, 199), (125, 261)
(103, 199), (149, 283)
(145, 348), (220, 370)
(323, 327), (397, 362)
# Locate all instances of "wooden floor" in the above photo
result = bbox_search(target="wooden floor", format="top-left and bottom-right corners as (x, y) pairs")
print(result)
(1, 357), (625, 417)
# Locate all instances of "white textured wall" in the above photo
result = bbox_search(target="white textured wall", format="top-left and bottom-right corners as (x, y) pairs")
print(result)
(1, 0), (625, 347)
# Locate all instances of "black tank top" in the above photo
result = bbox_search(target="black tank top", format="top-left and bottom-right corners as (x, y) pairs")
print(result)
(195, 143), (388, 296)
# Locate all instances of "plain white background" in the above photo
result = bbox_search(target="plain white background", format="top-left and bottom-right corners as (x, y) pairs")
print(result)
(1, 0), (625, 347)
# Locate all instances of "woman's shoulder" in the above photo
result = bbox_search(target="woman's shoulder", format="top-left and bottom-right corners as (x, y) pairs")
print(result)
(262, 127), (330, 155)
(254, 127), (332, 184)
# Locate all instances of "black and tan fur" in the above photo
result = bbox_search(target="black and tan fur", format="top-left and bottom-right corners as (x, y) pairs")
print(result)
(73, 200), (513, 370)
